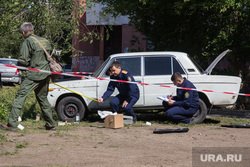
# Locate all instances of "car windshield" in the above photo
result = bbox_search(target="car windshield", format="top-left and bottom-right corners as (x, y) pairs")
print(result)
(0, 60), (17, 65)
(188, 55), (204, 74)
(92, 57), (110, 77)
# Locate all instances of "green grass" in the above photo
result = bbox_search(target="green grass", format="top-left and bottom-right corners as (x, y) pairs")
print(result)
(108, 145), (119, 148)
(85, 110), (250, 128)
(0, 135), (28, 157)
(16, 141), (29, 148)
(210, 116), (250, 124)
(0, 104), (9, 122)
(0, 133), (7, 143)
(0, 150), (19, 156)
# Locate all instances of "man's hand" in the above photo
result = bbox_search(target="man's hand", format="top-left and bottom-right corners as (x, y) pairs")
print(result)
(167, 100), (174, 106)
(122, 101), (128, 108)
(167, 94), (173, 100)
(98, 98), (103, 103)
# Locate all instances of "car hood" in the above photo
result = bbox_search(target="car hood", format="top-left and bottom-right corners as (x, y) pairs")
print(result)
(204, 49), (232, 75)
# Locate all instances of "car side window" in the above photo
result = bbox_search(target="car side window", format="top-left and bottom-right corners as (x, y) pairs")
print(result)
(115, 57), (141, 76)
(145, 57), (171, 75)
(173, 58), (185, 74)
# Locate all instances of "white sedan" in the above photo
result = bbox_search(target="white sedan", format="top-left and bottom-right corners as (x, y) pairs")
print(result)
(48, 50), (241, 123)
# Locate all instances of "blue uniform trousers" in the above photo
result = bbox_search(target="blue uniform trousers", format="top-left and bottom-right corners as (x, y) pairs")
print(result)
(163, 101), (197, 123)
(110, 94), (138, 121)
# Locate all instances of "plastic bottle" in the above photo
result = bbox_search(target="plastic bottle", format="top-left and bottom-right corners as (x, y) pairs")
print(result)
(36, 113), (40, 121)
(76, 113), (80, 122)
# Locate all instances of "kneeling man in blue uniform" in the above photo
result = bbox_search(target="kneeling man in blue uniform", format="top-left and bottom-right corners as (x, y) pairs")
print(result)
(98, 61), (140, 123)
(163, 72), (199, 124)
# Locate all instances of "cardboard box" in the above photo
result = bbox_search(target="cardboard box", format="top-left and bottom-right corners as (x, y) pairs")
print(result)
(105, 114), (124, 129)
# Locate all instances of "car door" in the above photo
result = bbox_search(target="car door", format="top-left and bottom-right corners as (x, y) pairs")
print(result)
(142, 55), (186, 107)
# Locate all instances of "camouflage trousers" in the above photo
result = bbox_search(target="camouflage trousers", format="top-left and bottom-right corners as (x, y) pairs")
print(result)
(8, 76), (56, 128)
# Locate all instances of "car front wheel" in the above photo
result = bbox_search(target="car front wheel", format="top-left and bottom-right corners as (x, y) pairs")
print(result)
(56, 96), (86, 122)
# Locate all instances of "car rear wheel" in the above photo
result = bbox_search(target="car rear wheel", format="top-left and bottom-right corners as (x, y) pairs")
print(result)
(56, 96), (85, 122)
(191, 98), (207, 124)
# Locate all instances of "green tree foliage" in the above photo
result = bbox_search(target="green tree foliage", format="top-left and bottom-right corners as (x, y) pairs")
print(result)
(0, 0), (74, 61)
(0, 0), (95, 63)
(97, 0), (250, 77)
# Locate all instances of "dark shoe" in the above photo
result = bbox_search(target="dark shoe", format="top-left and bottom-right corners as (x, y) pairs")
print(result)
(133, 119), (137, 124)
(38, 126), (56, 131)
(0, 124), (17, 131)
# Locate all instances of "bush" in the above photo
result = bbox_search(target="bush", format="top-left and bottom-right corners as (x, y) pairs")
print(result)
(0, 104), (8, 123)
(0, 85), (42, 121)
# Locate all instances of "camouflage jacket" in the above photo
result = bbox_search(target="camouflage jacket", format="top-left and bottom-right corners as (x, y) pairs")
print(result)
(18, 32), (51, 81)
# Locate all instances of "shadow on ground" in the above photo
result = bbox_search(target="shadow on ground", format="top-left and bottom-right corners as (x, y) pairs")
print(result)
(209, 109), (250, 119)
(84, 110), (237, 125)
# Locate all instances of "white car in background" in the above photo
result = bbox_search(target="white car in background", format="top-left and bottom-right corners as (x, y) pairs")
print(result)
(0, 58), (22, 84)
(47, 50), (241, 123)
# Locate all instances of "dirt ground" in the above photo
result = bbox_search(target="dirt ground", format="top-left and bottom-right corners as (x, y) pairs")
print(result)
(0, 110), (250, 167)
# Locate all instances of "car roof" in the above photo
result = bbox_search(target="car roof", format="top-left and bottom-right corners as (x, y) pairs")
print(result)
(109, 51), (188, 59)
(108, 51), (202, 74)
(0, 58), (18, 61)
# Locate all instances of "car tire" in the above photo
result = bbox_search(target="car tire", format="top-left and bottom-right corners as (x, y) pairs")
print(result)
(191, 98), (207, 124)
(56, 96), (85, 122)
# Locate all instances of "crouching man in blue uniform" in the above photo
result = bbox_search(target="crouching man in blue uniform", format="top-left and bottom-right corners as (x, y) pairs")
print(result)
(163, 72), (199, 124)
(98, 61), (140, 123)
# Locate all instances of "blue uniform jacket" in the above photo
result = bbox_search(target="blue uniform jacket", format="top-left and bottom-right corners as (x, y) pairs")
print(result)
(173, 78), (199, 109)
(102, 69), (140, 102)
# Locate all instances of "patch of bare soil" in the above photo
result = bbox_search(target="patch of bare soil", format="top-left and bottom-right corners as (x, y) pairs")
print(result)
(0, 122), (250, 167)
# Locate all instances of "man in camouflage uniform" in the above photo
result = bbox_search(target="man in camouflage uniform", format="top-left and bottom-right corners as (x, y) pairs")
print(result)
(1, 22), (56, 131)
